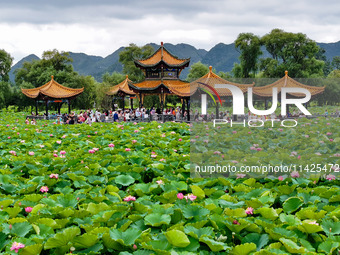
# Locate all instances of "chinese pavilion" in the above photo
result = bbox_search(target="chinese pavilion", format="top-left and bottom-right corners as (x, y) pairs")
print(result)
(128, 42), (191, 117)
(253, 71), (325, 110)
(21, 75), (84, 117)
(105, 75), (136, 111)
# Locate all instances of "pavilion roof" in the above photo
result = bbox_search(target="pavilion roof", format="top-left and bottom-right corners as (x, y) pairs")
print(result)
(252, 71), (325, 97)
(134, 42), (190, 68)
(128, 79), (190, 97)
(106, 75), (136, 96)
(21, 76), (84, 99)
(189, 66), (254, 96)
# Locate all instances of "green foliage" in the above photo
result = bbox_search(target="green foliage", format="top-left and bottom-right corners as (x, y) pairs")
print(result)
(332, 56), (340, 70)
(186, 61), (209, 82)
(260, 29), (324, 78)
(119, 43), (154, 82)
(234, 33), (262, 78)
(0, 49), (13, 82)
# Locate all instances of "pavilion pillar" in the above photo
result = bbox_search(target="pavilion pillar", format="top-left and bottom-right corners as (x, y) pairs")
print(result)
(122, 96), (125, 112)
(265, 99), (268, 110)
(112, 96), (115, 111)
(139, 92), (143, 108)
(58, 102), (61, 115)
(216, 103), (219, 119)
(182, 98), (185, 120)
(35, 100), (38, 116)
(68, 99), (71, 114)
(130, 97), (133, 110)
(186, 98), (190, 121)
(161, 88), (164, 114)
(45, 100), (49, 118)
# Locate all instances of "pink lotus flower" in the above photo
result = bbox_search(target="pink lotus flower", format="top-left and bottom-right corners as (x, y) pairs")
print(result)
(9, 150), (16, 156)
(132, 140), (137, 144)
(87, 135), (91, 138)
(133, 244), (137, 250)
(256, 148), (262, 151)
(326, 174), (336, 181)
(159, 158), (166, 162)
(233, 220), (240, 225)
(326, 132), (332, 136)
(125, 148), (131, 152)
(250, 146), (256, 150)
(245, 207), (254, 215)
(214, 151), (221, 155)
(95, 131), (98, 134)
(330, 139), (333, 142)
(248, 131), (252, 134)
(40, 186), (49, 193)
(7, 136), (11, 139)
(62, 135), (66, 139)
(173, 149), (177, 152)
(10, 242), (25, 253)
(60, 151), (66, 155)
(297, 155), (301, 159)
(133, 122), (137, 125)
(53, 153), (58, 157)
(305, 135), (309, 138)
(25, 207), (33, 213)
(178, 138), (182, 141)
(88, 149), (95, 153)
(291, 151), (297, 156)
(56, 140), (61, 144)
(124, 195), (136, 202)
(156, 180), (164, 185)
(108, 143), (115, 147)
(28, 151), (34, 156)
(161, 133), (166, 137)
(158, 125), (162, 128)
(319, 140), (324, 144)
(177, 193), (184, 199)
(39, 144), (45, 148)
(151, 154), (157, 158)
(49, 173), (59, 179)
(291, 171), (300, 178)
(308, 220), (319, 225)
(236, 173), (246, 179)
(50, 134), (53, 137)
(20, 140), (25, 143)
(187, 194), (197, 201)
(232, 131), (237, 134)
(231, 160), (239, 164)
(315, 152), (322, 156)
(279, 128), (283, 132)
(134, 130), (139, 133)
(278, 176), (284, 181)
(93, 148), (99, 152)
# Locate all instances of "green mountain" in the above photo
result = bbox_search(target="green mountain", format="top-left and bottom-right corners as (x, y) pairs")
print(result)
(9, 41), (340, 83)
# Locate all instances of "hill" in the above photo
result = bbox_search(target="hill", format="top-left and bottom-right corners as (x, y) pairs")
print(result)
(9, 41), (340, 83)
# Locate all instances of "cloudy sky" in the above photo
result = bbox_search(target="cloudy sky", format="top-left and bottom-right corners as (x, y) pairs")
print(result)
(1, 0), (340, 63)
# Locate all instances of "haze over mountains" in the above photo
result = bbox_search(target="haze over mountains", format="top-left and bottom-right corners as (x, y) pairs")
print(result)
(9, 41), (340, 82)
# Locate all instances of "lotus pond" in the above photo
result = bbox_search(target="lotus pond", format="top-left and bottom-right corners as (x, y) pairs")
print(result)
(0, 113), (339, 255)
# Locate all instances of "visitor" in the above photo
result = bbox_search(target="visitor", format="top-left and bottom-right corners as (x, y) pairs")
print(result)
(25, 117), (30, 125)
(113, 111), (119, 122)
(31, 119), (36, 125)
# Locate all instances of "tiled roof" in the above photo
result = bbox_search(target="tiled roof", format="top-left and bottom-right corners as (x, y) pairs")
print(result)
(253, 71), (325, 97)
(134, 42), (190, 67)
(106, 75), (136, 96)
(189, 66), (254, 96)
(129, 79), (190, 97)
(21, 76), (84, 99)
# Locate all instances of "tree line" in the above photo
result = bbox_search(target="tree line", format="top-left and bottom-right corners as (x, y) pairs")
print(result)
(0, 28), (339, 110)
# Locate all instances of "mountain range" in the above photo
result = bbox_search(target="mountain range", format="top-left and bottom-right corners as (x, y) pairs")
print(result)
(9, 41), (340, 82)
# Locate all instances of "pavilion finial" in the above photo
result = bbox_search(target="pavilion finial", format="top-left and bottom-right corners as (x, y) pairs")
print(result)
(209, 66), (212, 72)
(126, 75), (128, 79)
(161, 41), (163, 46)
(285, 70), (288, 76)
(51, 75), (54, 80)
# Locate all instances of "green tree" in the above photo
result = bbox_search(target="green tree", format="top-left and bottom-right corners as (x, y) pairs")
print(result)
(186, 62), (209, 82)
(332, 56), (340, 70)
(119, 43), (154, 82)
(260, 29), (324, 78)
(233, 33), (262, 78)
(0, 49), (13, 82)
